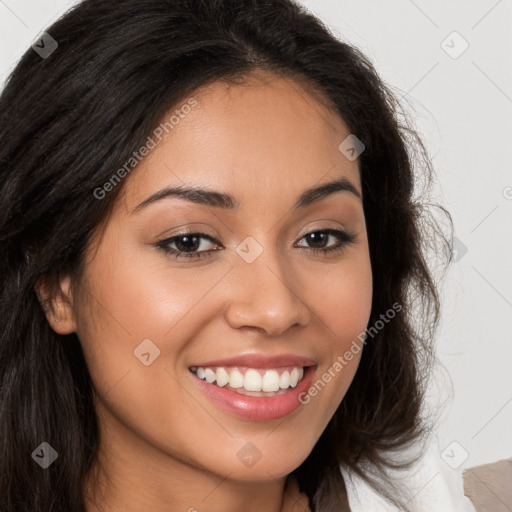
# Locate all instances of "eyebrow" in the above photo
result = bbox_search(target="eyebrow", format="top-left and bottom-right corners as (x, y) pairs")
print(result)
(131, 176), (361, 214)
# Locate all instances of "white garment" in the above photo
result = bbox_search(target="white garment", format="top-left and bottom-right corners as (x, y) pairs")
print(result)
(340, 436), (476, 512)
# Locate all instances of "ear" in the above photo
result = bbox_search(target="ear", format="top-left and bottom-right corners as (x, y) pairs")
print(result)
(35, 273), (77, 334)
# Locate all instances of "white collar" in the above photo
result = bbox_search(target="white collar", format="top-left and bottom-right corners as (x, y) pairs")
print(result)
(339, 436), (476, 512)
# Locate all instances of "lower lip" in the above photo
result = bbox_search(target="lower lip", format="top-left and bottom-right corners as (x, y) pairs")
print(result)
(191, 367), (316, 421)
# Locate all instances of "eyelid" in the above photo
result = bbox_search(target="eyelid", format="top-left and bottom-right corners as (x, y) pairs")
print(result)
(296, 221), (351, 240)
(157, 224), (220, 241)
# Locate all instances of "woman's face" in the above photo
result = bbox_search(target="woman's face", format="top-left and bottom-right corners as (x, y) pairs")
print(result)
(52, 73), (372, 489)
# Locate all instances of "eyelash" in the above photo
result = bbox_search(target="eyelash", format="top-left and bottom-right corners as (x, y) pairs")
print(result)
(155, 228), (357, 261)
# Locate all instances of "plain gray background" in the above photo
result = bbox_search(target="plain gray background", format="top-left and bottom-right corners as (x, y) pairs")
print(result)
(1, 0), (510, 470)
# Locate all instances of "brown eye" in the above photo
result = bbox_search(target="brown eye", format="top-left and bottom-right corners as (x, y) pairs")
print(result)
(155, 228), (356, 262)
(295, 229), (356, 256)
(156, 232), (221, 260)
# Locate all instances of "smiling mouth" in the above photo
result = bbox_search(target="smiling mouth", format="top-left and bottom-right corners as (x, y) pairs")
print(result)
(189, 365), (307, 396)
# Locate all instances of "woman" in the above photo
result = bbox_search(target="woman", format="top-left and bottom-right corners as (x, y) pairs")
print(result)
(0, 0), (476, 510)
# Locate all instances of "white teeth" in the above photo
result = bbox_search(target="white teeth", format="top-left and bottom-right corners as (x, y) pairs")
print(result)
(244, 369), (262, 391)
(192, 365), (307, 393)
(261, 370), (280, 392)
(228, 369), (244, 388)
(215, 367), (229, 387)
(289, 368), (299, 388)
(279, 370), (290, 389)
(204, 368), (216, 383)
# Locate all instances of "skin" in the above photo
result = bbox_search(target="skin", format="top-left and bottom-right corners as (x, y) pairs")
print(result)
(38, 71), (372, 512)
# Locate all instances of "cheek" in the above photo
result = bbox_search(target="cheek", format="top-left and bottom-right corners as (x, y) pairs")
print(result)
(329, 268), (373, 350)
(74, 261), (225, 464)
(74, 247), (235, 425)
(80, 240), (231, 345)
(296, 251), (372, 419)
(307, 251), (373, 351)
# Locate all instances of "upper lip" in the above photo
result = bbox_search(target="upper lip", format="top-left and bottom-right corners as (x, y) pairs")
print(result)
(190, 353), (316, 369)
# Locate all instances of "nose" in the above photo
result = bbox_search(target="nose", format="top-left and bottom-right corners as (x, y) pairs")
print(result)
(224, 246), (311, 336)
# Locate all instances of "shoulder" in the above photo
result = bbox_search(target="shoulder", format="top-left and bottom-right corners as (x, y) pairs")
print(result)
(340, 436), (477, 512)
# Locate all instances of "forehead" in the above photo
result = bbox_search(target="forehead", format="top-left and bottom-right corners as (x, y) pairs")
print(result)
(119, 72), (360, 214)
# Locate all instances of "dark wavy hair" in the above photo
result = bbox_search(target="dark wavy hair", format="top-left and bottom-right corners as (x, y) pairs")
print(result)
(0, 0), (452, 510)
